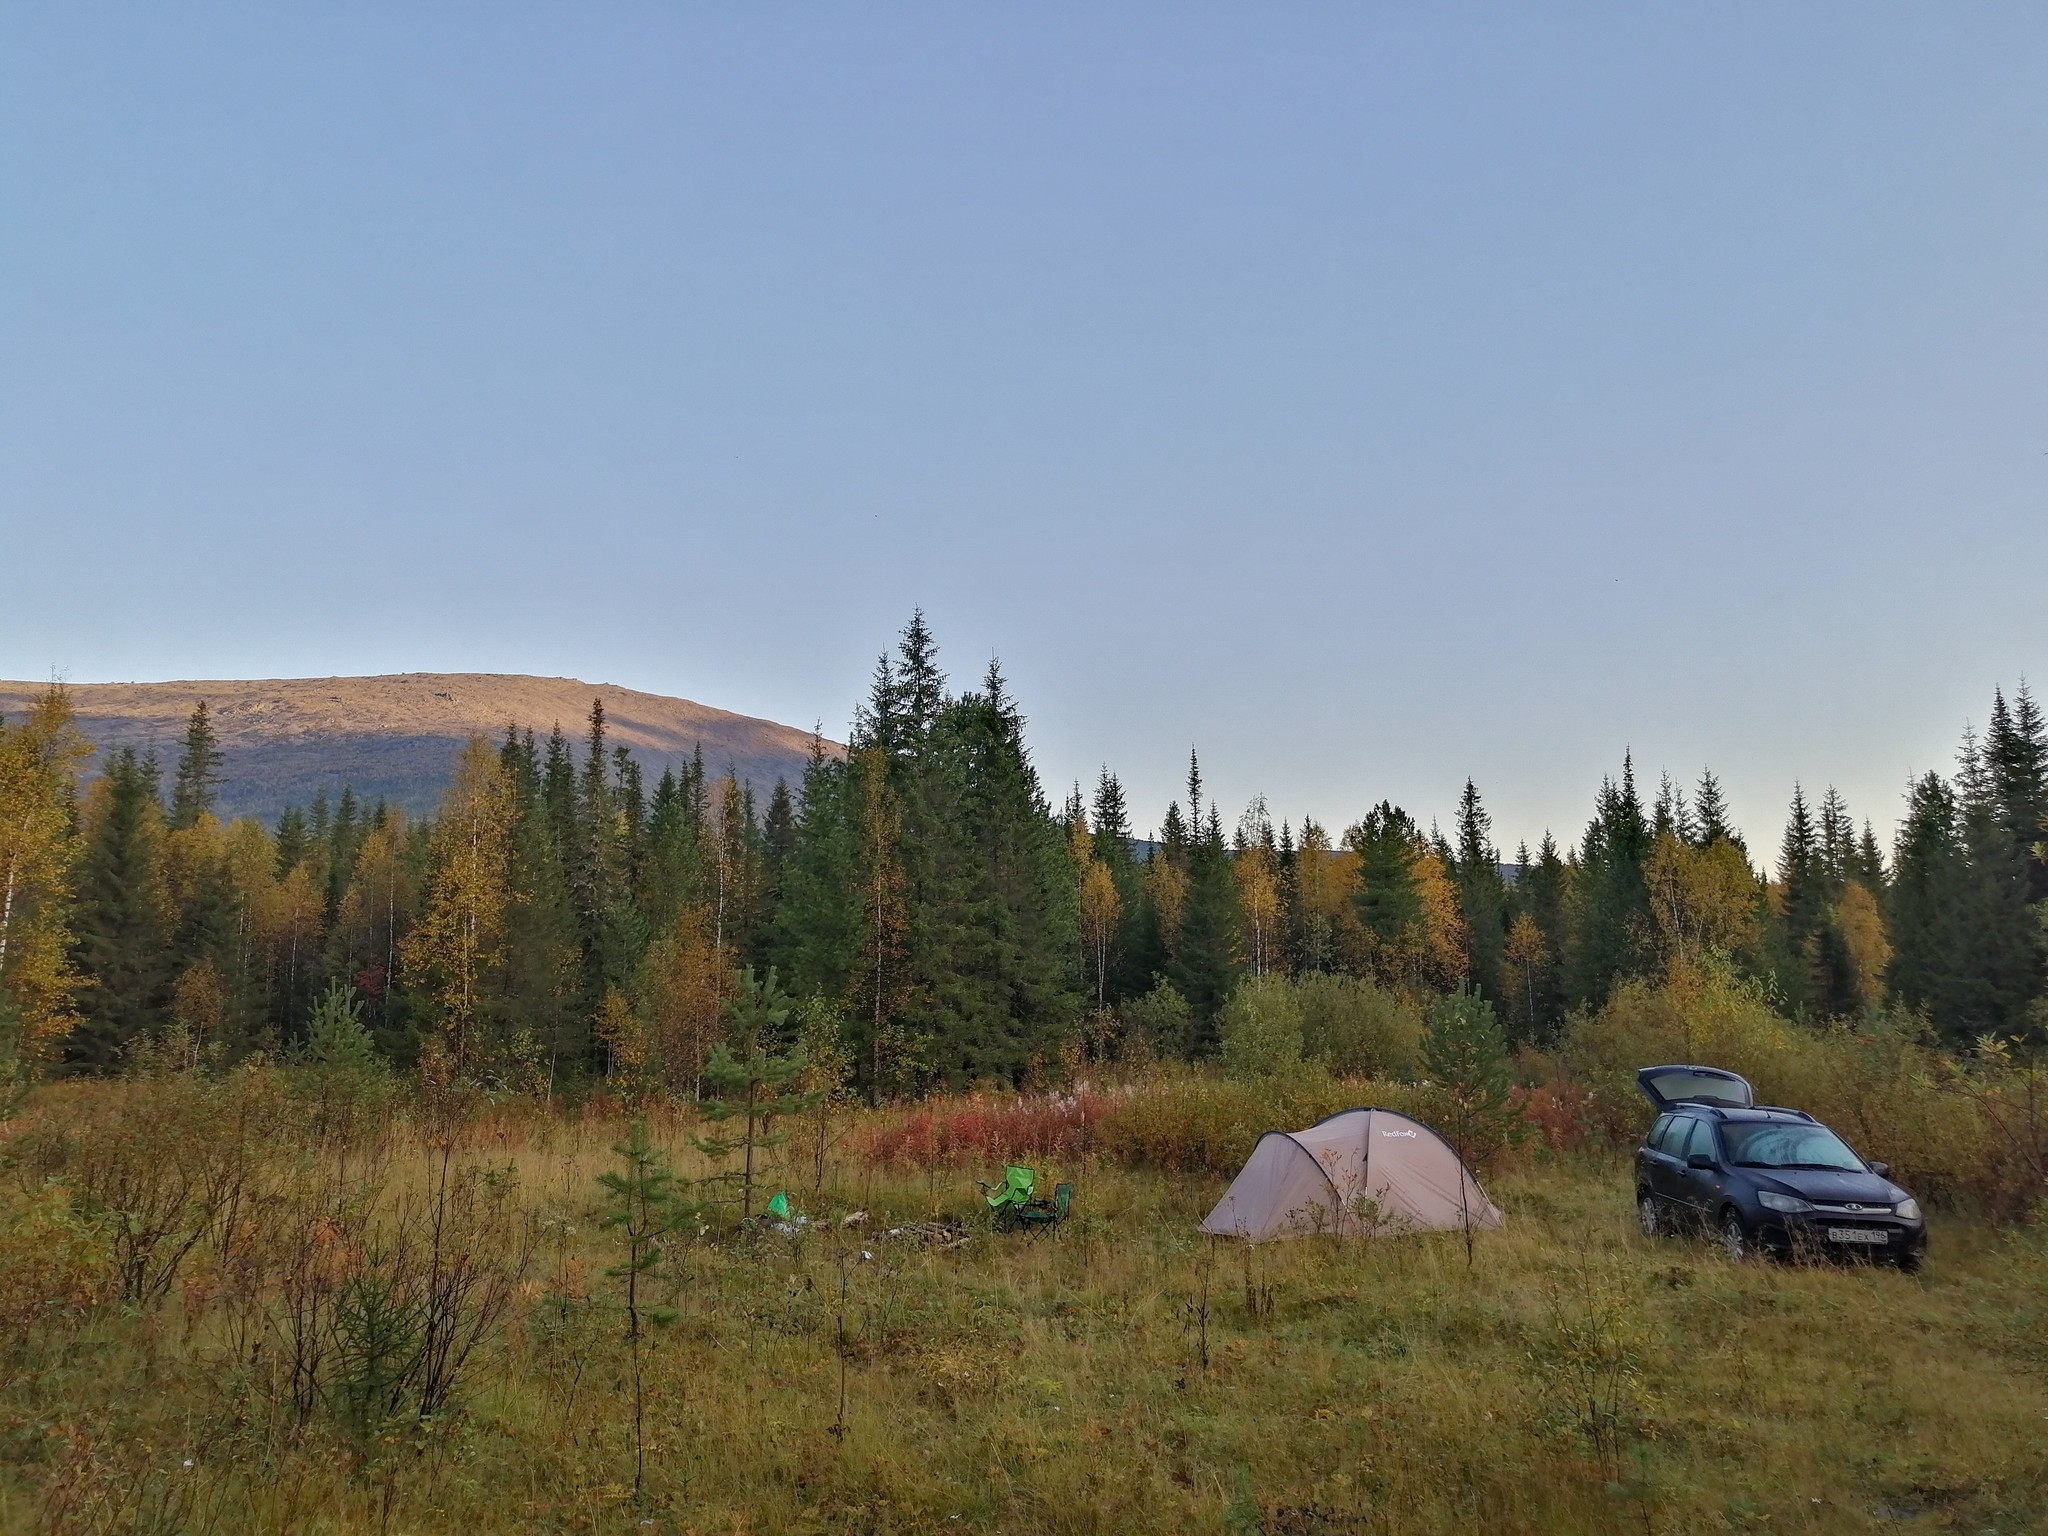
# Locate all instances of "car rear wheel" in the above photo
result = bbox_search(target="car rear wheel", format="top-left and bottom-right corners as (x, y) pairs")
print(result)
(1637, 1193), (1662, 1238)
(1720, 1208), (1750, 1263)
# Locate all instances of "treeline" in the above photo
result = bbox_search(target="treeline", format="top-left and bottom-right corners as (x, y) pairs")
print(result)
(1, 616), (2042, 1096)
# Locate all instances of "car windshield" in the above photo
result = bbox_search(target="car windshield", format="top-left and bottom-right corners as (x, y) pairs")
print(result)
(1720, 1122), (1865, 1171)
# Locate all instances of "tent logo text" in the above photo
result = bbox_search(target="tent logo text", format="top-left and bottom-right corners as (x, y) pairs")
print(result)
(1380, 1129), (1418, 1139)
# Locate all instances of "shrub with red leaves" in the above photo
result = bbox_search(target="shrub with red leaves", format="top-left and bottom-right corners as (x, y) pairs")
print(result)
(854, 1089), (1114, 1167)
(1512, 1079), (1594, 1152)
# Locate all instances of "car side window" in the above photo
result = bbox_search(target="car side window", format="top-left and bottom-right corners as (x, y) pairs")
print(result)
(1683, 1119), (1718, 1162)
(1648, 1114), (1674, 1152)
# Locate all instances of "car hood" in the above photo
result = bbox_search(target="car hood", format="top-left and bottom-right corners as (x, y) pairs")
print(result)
(1753, 1168), (1908, 1207)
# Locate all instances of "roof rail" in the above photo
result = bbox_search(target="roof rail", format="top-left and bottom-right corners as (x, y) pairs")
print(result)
(1752, 1105), (1816, 1122)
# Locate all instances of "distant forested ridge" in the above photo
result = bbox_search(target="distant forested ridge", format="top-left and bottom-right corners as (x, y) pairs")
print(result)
(1, 616), (2042, 1094)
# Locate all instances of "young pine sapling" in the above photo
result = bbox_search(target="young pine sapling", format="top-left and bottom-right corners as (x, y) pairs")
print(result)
(693, 967), (824, 1221)
(597, 1116), (693, 1495)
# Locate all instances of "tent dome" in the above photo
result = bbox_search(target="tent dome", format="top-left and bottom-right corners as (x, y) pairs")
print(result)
(1199, 1107), (1503, 1241)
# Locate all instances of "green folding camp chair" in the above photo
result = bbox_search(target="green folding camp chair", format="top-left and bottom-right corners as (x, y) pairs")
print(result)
(1016, 1182), (1072, 1235)
(979, 1165), (1037, 1228)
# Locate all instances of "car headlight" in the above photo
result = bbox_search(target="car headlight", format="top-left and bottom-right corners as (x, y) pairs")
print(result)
(1893, 1198), (1921, 1221)
(1757, 1191), (1814, 1214)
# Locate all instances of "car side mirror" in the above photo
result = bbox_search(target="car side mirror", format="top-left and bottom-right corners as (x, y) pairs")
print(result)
(1866, 1160), (1889, 1178)
(1686, 1153), (1716, 1171)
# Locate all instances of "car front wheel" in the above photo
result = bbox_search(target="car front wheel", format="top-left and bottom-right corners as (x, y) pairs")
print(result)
(1720, 1208), (1750, 1263)
(1637, 1192), (1662, 1238)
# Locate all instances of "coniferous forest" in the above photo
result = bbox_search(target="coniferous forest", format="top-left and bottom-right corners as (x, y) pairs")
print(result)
(3, 613), (2042, 1096)
(4, 620), (2048, 1533)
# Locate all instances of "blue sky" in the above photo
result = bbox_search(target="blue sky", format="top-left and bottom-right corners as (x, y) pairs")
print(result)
(3, 4), (2044, 852)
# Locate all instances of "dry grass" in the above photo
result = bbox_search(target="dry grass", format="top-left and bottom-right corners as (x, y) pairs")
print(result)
(1, 1080), (2044, 1535)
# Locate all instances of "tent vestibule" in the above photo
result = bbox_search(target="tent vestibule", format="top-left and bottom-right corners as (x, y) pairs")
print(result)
(1199, 1107), (1503, 1241)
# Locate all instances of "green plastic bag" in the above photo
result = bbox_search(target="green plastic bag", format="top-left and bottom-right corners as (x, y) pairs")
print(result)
(766, 1191), (791, 1221)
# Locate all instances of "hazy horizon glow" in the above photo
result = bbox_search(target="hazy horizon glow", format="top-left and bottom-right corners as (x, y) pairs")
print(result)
(4, 5), (2044, 856)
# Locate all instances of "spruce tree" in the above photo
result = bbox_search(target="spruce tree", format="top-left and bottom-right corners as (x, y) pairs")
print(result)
(909, 661), (1083, 1081)
(497, 727), (583, 1079)
(1168, 803), (1241, 1051)
(771, 740), (862, 1005)
(1775, 783), (1825, 1012)
(596, 1116), (694, 1496)
(324, 786), (362, 919)
(761, 779), (797, 917)
(693, 967), (821, 1220)
(1090, 767), (1147, 1004)
(71, 749), (170, 1066)
(1419, 986), (1517, 1258)
(1888, 771), (1967, 1033)
(643, 761), (709, 936)
(273, 805), (311, 877)
(1452, 780), (1507, 1007)
(1522, 833), (1570, 1035)
(1652, 771), (1694, 844)
(1952, 727), (2040, 1036)
(166, 840), (246, 1050)
(167, 701), (226, 831)
(1987, 685), (2048, 905)
(1691, 769), (1741, 854)
(1853, 820), (1887, 892)
(1350, 802), (1423, 980)
(1567, 758), (1653, 1009)
(1817, 787), (1855, 890)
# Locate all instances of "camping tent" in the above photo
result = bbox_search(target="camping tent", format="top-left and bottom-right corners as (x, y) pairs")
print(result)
(1199, 1107), (1504, 1241)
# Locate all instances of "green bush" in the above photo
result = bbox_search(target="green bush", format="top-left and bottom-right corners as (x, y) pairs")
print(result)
(1119, 981), (1193, 1060)
(1217, 977), (1304, 1080)
(1294, 972), (1424, 1079)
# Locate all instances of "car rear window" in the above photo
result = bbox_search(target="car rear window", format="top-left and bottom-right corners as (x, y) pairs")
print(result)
(1647, 1114), (1676, 1152)
(1644, 1068), (1752, 1108)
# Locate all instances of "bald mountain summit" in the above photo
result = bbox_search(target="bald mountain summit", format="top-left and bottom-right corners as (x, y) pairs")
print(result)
(0, 672), (829, 824)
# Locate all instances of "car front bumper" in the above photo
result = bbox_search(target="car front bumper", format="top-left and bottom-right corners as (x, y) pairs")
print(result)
(1756, 1212), (1926, 1261)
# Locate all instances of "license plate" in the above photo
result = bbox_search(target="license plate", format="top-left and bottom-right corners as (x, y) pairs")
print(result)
(1826, 1227), (1888, 1245)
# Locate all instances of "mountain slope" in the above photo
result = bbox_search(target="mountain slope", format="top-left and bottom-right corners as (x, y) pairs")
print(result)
(0, 673), (835, 825)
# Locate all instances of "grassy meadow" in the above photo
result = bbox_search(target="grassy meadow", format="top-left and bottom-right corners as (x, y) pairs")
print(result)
(2, 1068), (2045, 1536)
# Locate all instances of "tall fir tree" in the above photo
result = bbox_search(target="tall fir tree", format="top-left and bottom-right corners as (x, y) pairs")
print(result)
(1089, 767), (1148, 1004)
(167, 701), (226, 832)
(1952, 725), (2041, 1036)
(71, 749), (169, 1066)
(1775, 783), (1825, 1012)
(1350, 802), (1423, 962)
(1169, 800), (1241, 1049)
(1568, 756), (1653, 1009)
(497, 727), (582, 1078)
(907, 660), (1082, 1081)
(1986, 685), (2048, 904)
(1451, 780), (1507, 1007)
(1691, 769), (1742, 854)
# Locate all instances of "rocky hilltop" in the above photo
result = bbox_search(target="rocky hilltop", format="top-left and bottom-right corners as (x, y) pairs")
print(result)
(0, 673), (833, 825)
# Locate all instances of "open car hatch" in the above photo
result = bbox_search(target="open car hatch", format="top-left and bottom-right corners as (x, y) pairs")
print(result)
(1636, 1064), (1754, 1112)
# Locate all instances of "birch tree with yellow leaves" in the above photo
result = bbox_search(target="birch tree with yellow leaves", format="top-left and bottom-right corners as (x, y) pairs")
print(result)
(1232, 798), (1283, 979)
(402, 741), (517, 1072)
(1644, 830), (1761, 967)
(1067, 803), (1122, 1012)
(640, 903), (732, 1095)
(0, 685), (90, 1061)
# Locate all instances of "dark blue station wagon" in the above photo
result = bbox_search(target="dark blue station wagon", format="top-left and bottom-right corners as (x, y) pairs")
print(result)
(1634, 1065), (1927, 1271)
